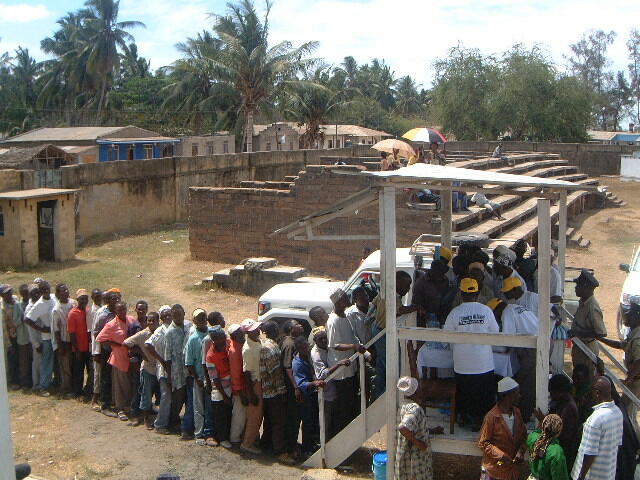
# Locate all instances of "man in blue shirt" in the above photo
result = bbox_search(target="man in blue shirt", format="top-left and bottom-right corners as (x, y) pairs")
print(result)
(293, 336), (325, 458)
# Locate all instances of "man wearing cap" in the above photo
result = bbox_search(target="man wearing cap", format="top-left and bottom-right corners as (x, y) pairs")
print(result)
(451, 265), (494, 309)
(444, 277), (499, 430)
(597, 296), (640, 437)
(511, 240), (537, 291)
(438, 246), (458, 289)
(492, 246), (527, 301)
(52, 283), (77, 397)
(501, 276), (540, 317)
(145, 305), (174, 432)
(67, 289), (92, 398)
(1, 284), (28, 390)
(569, 270), (606, 379)
(240, 318), (263, 454)
(478, 377), (527, 480)
(327, 288), (366, 430)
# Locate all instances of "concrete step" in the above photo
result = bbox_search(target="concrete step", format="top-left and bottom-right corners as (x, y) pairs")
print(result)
(578, 238), (591, 249)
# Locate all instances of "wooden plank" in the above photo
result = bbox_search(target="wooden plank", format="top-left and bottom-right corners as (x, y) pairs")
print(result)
(536, 199), (551, 411)
(397, 327), (538, 348)
(442, 181), (453, 249)
(0, 320), (15, 480)
(558, 191), (567, 284)
(381, 186), (398, 480)
(293, 234), (379, 241)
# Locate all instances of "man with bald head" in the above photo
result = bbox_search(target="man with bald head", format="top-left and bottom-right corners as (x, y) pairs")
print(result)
(572, 376), (623, 480)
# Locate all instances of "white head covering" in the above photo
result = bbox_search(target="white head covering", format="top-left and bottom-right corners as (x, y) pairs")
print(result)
(497, 377), (519, 393)
(397, 376), (418, 397)
(158, 305), (172, 315)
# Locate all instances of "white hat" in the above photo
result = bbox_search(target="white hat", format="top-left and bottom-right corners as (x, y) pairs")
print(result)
(228, 324), (242, 335)
(397, 376), (418, 397)
(159, 305), (172, 315)
(497, 377), (519, 393)
(240, 318), (262, 333)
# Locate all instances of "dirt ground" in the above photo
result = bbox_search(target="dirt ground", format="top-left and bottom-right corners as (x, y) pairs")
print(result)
(7, 176), (640, 479)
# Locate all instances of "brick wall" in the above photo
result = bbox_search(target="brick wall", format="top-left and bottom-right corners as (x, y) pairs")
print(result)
(189, 166), (437, 278)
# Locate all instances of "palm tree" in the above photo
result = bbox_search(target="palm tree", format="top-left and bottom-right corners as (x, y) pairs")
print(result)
(394, 75), (422, 114)
(210, 0), (317, 151)
(81, 0), (145, 121)
(120, 42), (150, 79)
(285, 67), (347, 148)
(163, 31), (239, 132)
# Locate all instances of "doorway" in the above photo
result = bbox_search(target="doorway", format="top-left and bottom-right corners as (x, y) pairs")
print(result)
(37, 200), (56, 262)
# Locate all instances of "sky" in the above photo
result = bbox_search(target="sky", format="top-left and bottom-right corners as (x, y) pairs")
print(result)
(1, 0), (639, 89)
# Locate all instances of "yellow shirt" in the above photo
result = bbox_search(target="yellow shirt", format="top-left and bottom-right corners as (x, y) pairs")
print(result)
(373, 293), (402, 329)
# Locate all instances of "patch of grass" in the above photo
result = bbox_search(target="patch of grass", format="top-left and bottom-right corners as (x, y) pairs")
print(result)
(1, 226), (188, 305)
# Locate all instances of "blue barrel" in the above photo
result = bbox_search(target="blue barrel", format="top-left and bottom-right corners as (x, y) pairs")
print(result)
(372, 451), (387, 480)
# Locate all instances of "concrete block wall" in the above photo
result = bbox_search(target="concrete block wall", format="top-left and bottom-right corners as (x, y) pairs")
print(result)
(447, 141), (635, 176)
(189, 166), (437, 278)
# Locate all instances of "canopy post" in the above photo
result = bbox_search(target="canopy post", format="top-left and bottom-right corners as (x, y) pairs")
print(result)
(536, 199), (551, 411)
(441, 182), (453, 249)
(558, 191), (567, 284)
(379, 186), (397, 480)
(0, 323), (16, 480)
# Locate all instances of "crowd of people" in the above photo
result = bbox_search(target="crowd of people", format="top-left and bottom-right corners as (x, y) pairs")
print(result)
(2, 234), (640, 479)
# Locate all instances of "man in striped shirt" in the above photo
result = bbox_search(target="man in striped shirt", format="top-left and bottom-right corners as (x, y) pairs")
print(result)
(571, 376), (623, 480)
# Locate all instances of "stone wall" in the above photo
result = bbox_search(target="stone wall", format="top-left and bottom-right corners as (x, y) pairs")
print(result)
(189, 166), (437, 278)
(0, 146), (365, 241)
(447, 141), (635, 176)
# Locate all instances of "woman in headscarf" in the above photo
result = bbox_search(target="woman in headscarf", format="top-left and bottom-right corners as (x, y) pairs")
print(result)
(526, 414), (570, 480)
(394, 376), (444, 480)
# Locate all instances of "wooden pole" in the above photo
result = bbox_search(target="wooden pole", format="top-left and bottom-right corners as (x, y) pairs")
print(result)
(558, 191), (567, 284)
(380, 186), (397, 480)
(441, 181), (453, 249)
(536, 199), (551, 411)
(0, 323), (16, 480)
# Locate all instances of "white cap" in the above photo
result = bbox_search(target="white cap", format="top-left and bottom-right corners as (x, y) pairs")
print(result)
(228, 324), (242, 335)
(397, 376), (418, 396)
(159, 305), (171, 315)
(497, 377), (519, 393)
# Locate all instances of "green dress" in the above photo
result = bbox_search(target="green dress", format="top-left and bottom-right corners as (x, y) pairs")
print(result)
(526, 431), (570, 480)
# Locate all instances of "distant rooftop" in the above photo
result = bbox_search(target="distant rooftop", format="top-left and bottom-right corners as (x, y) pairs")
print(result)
(3, 125), (162, 143)
(588, 130), (640, 142)
(252, 122), (390, 137)
(0, 188), (80, 200)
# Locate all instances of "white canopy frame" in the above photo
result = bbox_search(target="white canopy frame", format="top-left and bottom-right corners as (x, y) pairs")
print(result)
(274, 163), (596, 478)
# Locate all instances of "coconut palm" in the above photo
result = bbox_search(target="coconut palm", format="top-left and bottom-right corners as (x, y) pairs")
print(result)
(394, 75), (422, 114)
(80, 0), (145, 121)
(285, 67), (348, 148)
(120, 42), (150, 79)
(210, 0), (318, 151)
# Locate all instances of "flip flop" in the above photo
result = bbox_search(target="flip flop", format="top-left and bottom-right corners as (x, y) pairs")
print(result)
(205, 438), (219, 447)
(195, 438), (207, 446)
(117, 411), (129, 421)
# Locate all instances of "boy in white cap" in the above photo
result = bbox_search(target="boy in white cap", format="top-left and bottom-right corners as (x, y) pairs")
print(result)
(395, 376), (443, 480)
(478, 377), (527, 480)
(240, 318), (263, 454)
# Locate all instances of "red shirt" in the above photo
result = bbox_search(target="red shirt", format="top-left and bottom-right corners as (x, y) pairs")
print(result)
(206, 343), (231, 379)
(228, 339), (245, 393)
(67, 306), (89, 352)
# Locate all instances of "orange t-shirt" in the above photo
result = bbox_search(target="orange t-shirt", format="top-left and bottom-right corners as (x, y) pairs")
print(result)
(228, 340), (245, 393)
(206, 343), (231, 379)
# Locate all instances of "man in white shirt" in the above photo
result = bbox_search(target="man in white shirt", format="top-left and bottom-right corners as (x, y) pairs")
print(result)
(444, 277), (499, 431)
(345, 286), (371, 345)
(572, 376), (623, 480)
(326, 288), (365, 433)
(502, 276), (540, 316)
(535, 249), (563, 305)
(144, 305), (173, 434)
(25, 281), (56, 396)
(88, 289), (103, 408)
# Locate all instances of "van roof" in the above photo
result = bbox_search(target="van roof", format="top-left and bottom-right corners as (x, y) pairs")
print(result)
(360, 248), (415, 272)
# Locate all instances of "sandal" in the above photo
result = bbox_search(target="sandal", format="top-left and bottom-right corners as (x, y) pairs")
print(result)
(117, 411), (129, 421)
(205, 438), (219, 447)
(195, 438), (207, 446)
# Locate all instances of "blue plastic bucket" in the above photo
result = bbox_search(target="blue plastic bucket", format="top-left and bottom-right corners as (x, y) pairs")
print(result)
(372, 451), (387, 480)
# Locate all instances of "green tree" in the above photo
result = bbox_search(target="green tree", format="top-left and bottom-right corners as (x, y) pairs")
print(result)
(394, 75), (422, 115)
(210, 0), (317, 151)
(628, 29), (640, 125)
(120, 42), (150, 79)
(284, 67), (347, 148)
(81, 0), (145, 121)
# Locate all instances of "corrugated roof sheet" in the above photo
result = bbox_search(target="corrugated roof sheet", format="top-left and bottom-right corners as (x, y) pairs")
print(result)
(4, 126), (127, 142)
(0, 188), (79, 200)
(334, 163), (592, 191)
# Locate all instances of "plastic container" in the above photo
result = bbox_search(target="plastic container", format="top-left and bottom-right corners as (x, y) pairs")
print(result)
(372, 450), (387, 480)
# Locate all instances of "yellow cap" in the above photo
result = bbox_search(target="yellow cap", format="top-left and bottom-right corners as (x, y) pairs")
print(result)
(459, 277), (479, 293)
(486, 298), (503, 310)
(439, 246), (453, 262)
(500, 276), (523, 293)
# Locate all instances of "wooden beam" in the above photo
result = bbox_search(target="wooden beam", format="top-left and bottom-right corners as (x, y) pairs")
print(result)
(558, 191), (567, 284)
(536, 199), (551, 412)
(441, 181), (452, 250)
(397, 327), (538, 348)
(380, 186), (397, 480)
(0, 323), (15, 480)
